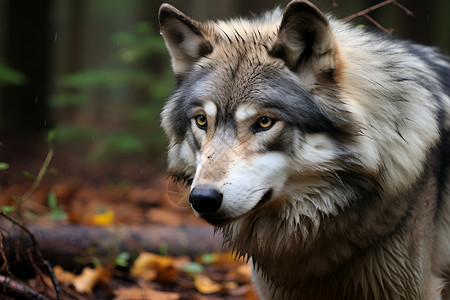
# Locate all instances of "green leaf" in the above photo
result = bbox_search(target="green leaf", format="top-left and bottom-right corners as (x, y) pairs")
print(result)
(47, 168), (58, 175)
(0, 162), (9, 171)
(198, 253), (217, 265)
(115, 251), (130, 267)
(91, 257), (102, 267)
(47, 209), (67, 221)
(23, 170), (35, 179)
(47, 191), (67, 220)
(48, 190), (57, 209)
(159, 242), (169, 256)
(2, 205), (16, 214)
(179, 262), (205, 275)
(47, 131), (55, 143)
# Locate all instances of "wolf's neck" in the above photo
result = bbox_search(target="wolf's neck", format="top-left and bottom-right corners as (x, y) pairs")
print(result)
(220, 173), (430, 299)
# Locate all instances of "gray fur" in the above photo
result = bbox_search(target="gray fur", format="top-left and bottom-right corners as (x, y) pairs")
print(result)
(159, 1), (450, 299)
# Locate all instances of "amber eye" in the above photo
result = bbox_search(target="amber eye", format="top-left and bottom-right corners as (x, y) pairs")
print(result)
(258, 116), (273, 128)
(253, 116), (276, 133)
(195, 114), (207, 129)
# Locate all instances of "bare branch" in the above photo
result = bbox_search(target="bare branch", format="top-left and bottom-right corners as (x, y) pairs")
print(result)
(0, 213), (62, 299)
(393, 2), (414, 17)
(363, 14), (394, 35)
(0, 275), (51, 300)
(341, 0), (396, 22)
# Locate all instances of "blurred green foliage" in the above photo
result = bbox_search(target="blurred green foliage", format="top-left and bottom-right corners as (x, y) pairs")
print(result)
(0, 61), (25, 85)
(51, 22), (172, 162)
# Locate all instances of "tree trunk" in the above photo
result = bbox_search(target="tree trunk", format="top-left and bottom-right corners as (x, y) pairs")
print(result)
(0, 0), (54, 139)
(3, 224), (225, 271)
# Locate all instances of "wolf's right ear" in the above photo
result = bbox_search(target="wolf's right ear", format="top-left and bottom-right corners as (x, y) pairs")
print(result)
(159, 4), (213, 76)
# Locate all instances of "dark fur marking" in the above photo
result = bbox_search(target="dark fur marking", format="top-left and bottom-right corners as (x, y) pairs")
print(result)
(294, 43), (313, 71)
(169, 29), (185, 45)
(168, 70), (211, 138)
(264, 124), (297, 156)
(233, 27), (246, 44)
(219, 28), (233, 44)
(254, 189), (273, 209)
(258, 71), (336, 134)
(197, 41), (213, 57)
(317, 68), (336, 84)
(268, 42), (287, 62)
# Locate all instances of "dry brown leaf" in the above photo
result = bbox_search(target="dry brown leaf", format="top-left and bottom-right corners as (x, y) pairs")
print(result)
(114, 286), (180, 300)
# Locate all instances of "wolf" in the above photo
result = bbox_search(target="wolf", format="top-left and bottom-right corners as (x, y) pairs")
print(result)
(158, 0), (450, 299)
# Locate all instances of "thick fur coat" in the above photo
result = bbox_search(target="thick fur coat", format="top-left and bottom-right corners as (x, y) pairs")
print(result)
(159, 1), (450, 299)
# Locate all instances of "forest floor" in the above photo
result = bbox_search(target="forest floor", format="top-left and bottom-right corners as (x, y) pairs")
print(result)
(0, 141), (258, 300)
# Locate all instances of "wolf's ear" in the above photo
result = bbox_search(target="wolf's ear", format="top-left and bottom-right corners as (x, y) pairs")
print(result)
(159, 4), (213, 76)
(270, 0), (336, 78)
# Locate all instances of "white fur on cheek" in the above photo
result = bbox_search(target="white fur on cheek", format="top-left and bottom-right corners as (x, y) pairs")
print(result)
(297, 133), (337, 171)
(217, 152), (289, 218)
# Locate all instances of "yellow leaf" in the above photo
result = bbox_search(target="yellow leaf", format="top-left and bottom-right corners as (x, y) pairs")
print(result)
(114, 286), (180, 300)
(223, 281), (239, 290)
(130, 252), (174, 282)
(194, 274), (222, 294)
(90, 209), (115, 226)
(53, 265), (76, 283)
(72, 266), (105, 294)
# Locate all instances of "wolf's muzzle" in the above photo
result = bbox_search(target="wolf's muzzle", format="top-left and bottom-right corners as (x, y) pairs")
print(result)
(189, 186), (223, 214)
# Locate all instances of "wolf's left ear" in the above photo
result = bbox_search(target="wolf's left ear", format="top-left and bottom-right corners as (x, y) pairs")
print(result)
(159, 4), (213, 75)
(270, 0), (336, 78)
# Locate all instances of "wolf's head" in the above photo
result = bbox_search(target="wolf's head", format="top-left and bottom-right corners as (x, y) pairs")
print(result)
(159, 0), (356, 226)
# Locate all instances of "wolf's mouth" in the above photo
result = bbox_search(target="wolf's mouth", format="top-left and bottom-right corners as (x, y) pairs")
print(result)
(203, 215), (234, 226)
(200, 189), (274, 226)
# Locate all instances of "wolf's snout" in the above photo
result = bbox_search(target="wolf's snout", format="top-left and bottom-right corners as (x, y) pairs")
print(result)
(189, 186), (223, 214)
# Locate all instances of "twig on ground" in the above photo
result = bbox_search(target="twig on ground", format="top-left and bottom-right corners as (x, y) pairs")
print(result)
(0, 274), (51, 300)
(1, 212), (62, 300)
(10, 135), (54, 212)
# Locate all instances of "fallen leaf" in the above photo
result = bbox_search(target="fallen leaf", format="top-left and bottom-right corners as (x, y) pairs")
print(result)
(194, 274), (222, 294)
(130, 252), (174, 282)
(179, 261), (205, 275)
(223, 281), (239, 290)
(90, 208), (115, 226)
(72, 266), (107, 294)
(54, 265), (109, 294)
(233, 264), (252, 282)
(196, 251), (236, 266)
(53, 265), (76, 283)
(114, 286), (180, 300)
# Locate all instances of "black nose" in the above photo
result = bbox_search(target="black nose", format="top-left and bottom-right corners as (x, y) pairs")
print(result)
(189, 186), (223, 214)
